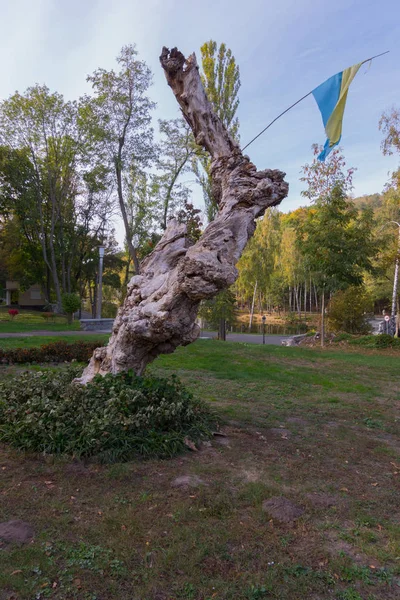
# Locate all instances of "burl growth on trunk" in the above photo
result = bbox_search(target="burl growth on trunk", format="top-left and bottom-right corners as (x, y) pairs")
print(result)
(78, 47), (288, 384)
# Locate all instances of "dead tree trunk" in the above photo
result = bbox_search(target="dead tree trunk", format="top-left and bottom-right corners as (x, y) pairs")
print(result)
(78, 47), (288, 384)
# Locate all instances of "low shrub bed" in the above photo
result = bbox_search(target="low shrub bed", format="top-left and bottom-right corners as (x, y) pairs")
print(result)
(329, 333), (400, 349)
(0, 367), (217, 461)
(348, 334), (400, 349)
(0, 341), (101, 364)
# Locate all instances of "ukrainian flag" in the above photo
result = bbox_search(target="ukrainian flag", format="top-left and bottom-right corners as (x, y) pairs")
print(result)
(312, 62), (362, 161)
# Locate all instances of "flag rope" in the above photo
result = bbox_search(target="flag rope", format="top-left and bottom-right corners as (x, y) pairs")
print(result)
(241, 51), (389, 152)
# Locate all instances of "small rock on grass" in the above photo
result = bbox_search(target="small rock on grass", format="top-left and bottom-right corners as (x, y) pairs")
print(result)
(262, 497), (304, 524)
(0, 520), (34, 547)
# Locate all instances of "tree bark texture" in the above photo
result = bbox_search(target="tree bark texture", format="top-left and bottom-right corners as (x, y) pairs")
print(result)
(78, 47), (288, 384)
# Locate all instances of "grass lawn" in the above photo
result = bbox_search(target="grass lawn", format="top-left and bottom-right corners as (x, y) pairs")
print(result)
(0, 307), (81, 333)
(0, 335), (110, 350)
(0, 340), (399, 599)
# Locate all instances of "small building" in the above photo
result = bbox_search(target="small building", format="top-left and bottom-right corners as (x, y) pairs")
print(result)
(5, 281), (46, 308)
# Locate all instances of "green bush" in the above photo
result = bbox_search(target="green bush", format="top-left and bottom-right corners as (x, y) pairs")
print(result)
(327, 287), (372, 334)
(332, 332), (354, 342)
(0, 341), (101, 364)
(349, 334), (400, 349)
(61, 293), (81, 324)
(0, 367), (217, 461)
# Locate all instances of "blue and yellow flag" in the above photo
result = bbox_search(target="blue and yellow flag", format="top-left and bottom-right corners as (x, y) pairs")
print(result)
(312, 62), (362, 161)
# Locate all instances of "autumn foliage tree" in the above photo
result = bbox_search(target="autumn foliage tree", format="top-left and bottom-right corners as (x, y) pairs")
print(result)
(296, 185), (377, 345)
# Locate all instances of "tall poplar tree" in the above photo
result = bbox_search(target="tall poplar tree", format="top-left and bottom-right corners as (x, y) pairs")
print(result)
(193, 40), (241, 222)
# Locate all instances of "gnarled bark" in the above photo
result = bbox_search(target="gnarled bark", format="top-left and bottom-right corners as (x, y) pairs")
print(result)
(78, 47), (288, 384)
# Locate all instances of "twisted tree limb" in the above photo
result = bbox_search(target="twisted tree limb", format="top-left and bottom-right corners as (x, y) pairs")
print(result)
(78, 47), (288, 384)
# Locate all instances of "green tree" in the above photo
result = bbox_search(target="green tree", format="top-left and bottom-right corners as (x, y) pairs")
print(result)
(0, 87), (81, 309)
(236, 208), (281, 312)
(193, 40), (241, 222)
(296, 185), (377, 346)
(200, 41), (240, 138)
(80, 45), (155, 273)
(198, 288), (237, 339)
(327, 286), (372, 334)
(61, 292), (81, 324)
(155, 118), (195, 230)
(300, 144), (355, 203)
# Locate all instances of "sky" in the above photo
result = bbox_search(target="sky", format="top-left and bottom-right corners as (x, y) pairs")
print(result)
(0, 0), (399, 245)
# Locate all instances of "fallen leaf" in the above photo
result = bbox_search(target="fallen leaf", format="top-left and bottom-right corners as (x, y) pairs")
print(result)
(371, 483), (378, 487)
(11, 570), (22, 575)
